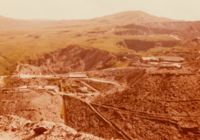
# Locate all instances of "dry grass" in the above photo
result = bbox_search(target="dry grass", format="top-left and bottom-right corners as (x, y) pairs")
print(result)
(0, 27), (128, 74)
(0, 20), (180, 75)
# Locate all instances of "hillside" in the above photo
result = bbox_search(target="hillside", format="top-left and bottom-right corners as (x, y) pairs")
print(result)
(94, 11), (172, 25)
(0, 11), (200, 75)
(0, 11), (171, 29)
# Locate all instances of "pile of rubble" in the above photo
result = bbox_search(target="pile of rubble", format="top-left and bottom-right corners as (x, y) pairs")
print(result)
(0, 115), (103, 140)
(62, 68), (200, 140)
(0, 71), (126, 139)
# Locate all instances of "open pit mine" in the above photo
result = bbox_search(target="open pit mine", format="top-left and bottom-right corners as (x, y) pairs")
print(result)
(1, 10), (200, 140)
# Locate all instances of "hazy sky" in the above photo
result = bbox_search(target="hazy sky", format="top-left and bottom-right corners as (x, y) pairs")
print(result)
(0, 0), (199, 20)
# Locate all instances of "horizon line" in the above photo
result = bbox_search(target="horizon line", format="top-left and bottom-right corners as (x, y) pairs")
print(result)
(0, 10), (199, 22)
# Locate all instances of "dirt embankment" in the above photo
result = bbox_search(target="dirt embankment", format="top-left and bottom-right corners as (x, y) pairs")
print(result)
(20, 45), (138, 74)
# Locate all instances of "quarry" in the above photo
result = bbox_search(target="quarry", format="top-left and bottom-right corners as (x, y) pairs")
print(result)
(1, 44), (200, 140)
(0, 10), (200, 140)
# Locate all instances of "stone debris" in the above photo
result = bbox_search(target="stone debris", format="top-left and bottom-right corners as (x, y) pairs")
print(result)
(0, 115), (104, 140)
(1, 45), (200, 140)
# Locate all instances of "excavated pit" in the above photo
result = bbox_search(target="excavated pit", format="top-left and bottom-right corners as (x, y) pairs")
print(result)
(1, 45), (200, 139)
(23, 45), (131, 74)
(123, 39), (179, 52)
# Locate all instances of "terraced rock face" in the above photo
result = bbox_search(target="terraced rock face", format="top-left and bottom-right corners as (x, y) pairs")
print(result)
(17, 45), (139, 74)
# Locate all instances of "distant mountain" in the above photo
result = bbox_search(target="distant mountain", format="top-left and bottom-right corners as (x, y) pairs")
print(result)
(93, 11), (172, 25)
(0, 11), (173, 29)
(0, 16), (69, 29)
(1, 11), (200, 30)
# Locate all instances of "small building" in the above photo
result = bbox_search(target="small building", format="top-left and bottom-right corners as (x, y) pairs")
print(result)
(159, 62), (182, 69)
(141, 55), (184, 69)
(159, 56), (185, 63)
(141, 56), (159, 63)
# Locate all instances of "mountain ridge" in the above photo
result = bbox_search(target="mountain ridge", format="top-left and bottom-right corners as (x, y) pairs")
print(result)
(0, 11), (175, 29)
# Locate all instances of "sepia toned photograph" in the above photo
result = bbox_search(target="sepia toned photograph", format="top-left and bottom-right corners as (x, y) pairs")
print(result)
(0, 0), (200, 139)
